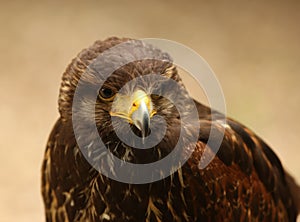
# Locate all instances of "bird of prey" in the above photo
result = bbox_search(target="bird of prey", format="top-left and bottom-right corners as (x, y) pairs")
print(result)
(41, 37), (300, 222)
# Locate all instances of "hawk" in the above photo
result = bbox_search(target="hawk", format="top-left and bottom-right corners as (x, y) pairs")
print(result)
(41, 37), (300, 221)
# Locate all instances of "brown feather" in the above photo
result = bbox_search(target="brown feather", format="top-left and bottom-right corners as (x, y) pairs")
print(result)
(42, 37), (299, 222)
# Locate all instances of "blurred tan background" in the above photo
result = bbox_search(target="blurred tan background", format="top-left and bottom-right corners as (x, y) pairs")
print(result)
(0, 1), (299, 221)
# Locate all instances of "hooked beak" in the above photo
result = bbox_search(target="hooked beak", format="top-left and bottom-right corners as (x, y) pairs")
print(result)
(110, 89), (156, 140)
(131, 97), (150, 139)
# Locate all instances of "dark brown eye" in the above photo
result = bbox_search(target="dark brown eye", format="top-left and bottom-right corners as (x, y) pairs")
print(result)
(99, 87), (115, 100)
(151, 94), (161, 100)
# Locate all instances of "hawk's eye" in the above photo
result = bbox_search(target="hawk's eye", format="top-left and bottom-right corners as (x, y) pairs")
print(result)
(99, 87), (115, 101)
(151, 94), (162, 100)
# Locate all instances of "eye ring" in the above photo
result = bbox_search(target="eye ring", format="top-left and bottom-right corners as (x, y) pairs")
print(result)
(99, 87), (115, 101)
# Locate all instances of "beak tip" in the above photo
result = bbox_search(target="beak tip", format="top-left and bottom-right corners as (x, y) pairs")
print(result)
(132, 104), (150, 140)
(129, 90), (153, 140)
(134, 116), (150, 138)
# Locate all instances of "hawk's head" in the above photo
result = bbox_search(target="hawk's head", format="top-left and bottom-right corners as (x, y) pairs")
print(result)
(58, 37), (198, 165)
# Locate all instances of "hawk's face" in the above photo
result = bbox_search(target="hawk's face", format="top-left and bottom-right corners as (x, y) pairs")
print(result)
(90, 61), (186, 163)
(60, 39), (197, 165)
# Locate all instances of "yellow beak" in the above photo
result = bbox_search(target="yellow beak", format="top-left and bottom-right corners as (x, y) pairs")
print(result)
(110, 90), (155, 138)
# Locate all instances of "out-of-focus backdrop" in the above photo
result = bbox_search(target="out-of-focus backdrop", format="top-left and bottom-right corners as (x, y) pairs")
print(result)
(0, 1), (299, 221)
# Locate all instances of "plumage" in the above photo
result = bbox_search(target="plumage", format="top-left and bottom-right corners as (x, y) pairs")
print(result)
(41, 37), (300, 221)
